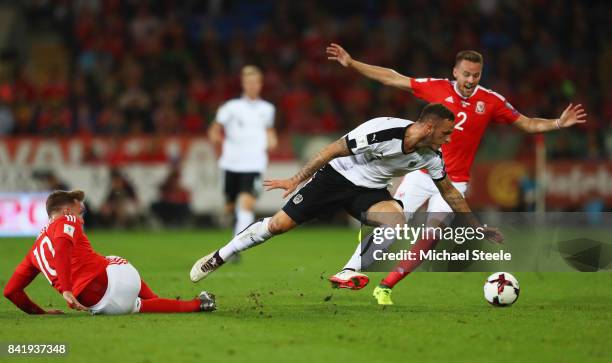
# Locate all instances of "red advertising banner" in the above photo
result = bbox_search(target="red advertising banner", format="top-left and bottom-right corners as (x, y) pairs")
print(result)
(0, 136), (294, 167)
(0, 138), (608, 211)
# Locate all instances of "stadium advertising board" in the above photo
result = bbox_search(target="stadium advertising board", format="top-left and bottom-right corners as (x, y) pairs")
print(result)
(0, 193), (48, 236)
(0, 138), (610, 212)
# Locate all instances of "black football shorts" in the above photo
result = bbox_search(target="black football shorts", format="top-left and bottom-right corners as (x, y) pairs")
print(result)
(282, 164), (402, 224)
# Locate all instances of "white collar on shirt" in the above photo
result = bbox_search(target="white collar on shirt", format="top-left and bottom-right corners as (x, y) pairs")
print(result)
(241, 95), (262, 103)
(452, 81), (480, 99)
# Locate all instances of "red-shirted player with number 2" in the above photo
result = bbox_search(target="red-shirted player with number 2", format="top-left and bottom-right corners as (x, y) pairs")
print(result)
(4, 190), (216, 315)
(326, 43), (587, 305)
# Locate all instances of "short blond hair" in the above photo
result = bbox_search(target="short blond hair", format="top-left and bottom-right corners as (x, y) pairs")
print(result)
(46, 190), (85, 217)
(241, 65), (263, 78)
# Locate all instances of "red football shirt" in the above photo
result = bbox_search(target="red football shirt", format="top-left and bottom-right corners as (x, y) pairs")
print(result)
(410, 78), (520, 182)
(11, 215), (109, 297)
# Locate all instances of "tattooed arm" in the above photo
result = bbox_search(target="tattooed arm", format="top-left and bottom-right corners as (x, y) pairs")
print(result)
(434, 176), (504, 243)
(434, 176), (473, 213)
(264, 137), (351, 198)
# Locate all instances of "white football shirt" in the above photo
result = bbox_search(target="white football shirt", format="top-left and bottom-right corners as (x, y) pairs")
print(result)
(329, 117), (446, 189)
(216, 96), (275, 173)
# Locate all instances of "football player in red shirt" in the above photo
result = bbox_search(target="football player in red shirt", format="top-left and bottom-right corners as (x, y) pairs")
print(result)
(326, 43), (587, 304)
(4, 190), (216, 315)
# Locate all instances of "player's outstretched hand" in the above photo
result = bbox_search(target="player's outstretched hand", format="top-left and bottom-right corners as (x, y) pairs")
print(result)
(326, 43), (352, 67)
(62, 291), (89, 312)
(45, 309), (64, 315)
(483, 226), (504, 244)
(558, 103), (587, 128)
(263, 178), (299, 198)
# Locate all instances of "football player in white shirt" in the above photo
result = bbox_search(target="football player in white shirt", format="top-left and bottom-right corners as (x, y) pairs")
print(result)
(208, 65), (278, 237)
(190, 104), (503, 285)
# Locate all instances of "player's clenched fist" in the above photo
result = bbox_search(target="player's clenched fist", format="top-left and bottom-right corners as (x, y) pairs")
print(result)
(326, 43), (352, 67)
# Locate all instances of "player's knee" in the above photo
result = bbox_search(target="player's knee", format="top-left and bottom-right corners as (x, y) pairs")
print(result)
(389, 215), (406, 227)
(224, 202), (235, 214)
(238, 193), (256, 211)
(268, 212), (296, 235)
(366, 205), (406, 227)
(268, 218), (287, 235)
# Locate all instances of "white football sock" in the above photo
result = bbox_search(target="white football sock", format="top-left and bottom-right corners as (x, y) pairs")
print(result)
(234, 207), (255, 236)
(219, 217), (272, 261)
(343, 242), (364, 271)
(343, 228), (397, 271)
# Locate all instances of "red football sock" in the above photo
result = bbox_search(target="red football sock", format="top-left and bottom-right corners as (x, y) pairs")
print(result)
(381, 237), (438, 289)
(139, 298), (201, 313)
(138, 279), (158, 299)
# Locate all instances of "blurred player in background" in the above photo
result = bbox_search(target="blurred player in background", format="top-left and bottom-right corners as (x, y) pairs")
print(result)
(3, 190), (216, 315)
(327, 43), (587, 304)
(208, 65), (278, 237)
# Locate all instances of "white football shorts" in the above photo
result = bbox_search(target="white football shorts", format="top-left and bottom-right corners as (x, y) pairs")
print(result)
(394, 171), (468, 213)
(89, 256), (142, 315)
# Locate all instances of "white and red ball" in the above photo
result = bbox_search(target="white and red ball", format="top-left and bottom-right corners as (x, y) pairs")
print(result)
(484, 272), (520, 307)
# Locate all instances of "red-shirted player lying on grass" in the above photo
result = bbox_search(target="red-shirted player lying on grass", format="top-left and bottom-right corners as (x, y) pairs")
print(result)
(3, 190), (216, 315)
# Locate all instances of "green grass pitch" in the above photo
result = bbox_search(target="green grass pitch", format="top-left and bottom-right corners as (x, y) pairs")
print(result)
(1, 228), (611, 363)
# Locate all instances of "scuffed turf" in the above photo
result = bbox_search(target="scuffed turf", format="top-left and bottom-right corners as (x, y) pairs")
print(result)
(1, 228), (611, 363)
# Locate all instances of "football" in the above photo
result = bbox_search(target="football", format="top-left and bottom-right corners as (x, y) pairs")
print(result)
(484, 272), (520, 307)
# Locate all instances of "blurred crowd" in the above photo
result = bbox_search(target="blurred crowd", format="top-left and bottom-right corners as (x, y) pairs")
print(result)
(34, 168), (194, 228)
(0, 0), (609, 160)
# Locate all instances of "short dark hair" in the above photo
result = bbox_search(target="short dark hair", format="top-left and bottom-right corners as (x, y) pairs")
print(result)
(46, 190), (85, 217)
(417, 103), (455, 123)
(455, 50), (483, 66)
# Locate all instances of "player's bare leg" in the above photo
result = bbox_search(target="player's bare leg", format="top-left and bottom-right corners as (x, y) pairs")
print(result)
(329, 200), (405, 290)
(219, 201), (235, 228)
(190, 210), (297, 282)
(224, 201), (235, 216)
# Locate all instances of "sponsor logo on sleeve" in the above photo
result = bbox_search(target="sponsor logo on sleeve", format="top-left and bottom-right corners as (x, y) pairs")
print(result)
(505, 101), (520, 116)
(63, 224), (75, 237)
